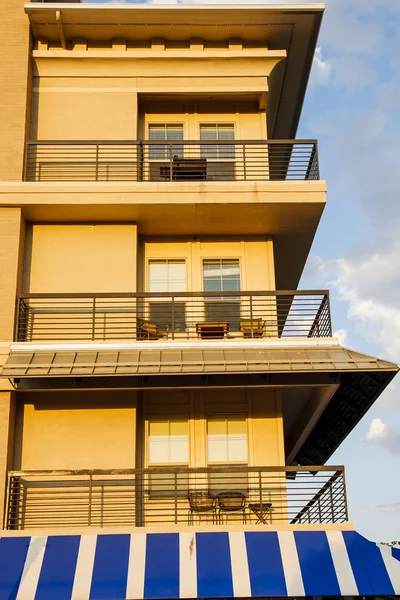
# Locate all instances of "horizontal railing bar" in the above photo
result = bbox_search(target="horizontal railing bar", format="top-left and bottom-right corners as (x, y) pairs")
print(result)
(19, 290), (329, 299)
(9, 466), (344, 476)
(27, 139), (318, 146)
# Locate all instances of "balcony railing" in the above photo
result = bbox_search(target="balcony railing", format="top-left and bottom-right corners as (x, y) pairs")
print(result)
(24, 140), (320, 182)
(16, 290), (332, 342)
(5, 465), (347, 530)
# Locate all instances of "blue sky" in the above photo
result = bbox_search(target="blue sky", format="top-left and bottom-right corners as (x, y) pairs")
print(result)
(84, 0), (400, 542)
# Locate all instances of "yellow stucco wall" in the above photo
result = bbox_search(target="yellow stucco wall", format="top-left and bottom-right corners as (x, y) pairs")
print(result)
(14, 391), (137, 471)
(0, 209), (25, 342)
(24, 223), (138, 293)
(32, 79), (138, 140)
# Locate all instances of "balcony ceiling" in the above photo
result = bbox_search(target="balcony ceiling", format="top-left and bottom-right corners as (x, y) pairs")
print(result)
(25, 3), (324, 139)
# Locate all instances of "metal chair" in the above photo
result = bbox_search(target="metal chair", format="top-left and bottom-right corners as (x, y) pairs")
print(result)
(187, 492), (216, 524)
(216, 491), (247, 523)
(137, 320), (169, 340)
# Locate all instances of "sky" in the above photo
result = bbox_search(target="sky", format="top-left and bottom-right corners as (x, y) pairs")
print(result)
(83, 0), (400, 542)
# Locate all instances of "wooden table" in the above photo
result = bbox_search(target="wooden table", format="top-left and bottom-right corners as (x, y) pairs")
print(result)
(196, 322), (229, 339)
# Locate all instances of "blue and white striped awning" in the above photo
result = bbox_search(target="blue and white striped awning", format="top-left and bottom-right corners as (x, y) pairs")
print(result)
(1, 530), (400, 600)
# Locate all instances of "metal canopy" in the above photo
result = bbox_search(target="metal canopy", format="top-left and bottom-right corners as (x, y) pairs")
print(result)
(1, 346), (397, 379)
(1, 345), (397, 466)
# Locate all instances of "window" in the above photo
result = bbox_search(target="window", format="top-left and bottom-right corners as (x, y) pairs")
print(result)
(148, 260), (186, 293)
(148, 123), (184, 160)
(203, 259), (240, 295)
(148, 418), (189, 465)
(203, 259), (241, 328)
(148, 259), (186, 331)
(200, 124), (235, 160)
(148, 418), (189, 497)
(207, 416), (248, 463)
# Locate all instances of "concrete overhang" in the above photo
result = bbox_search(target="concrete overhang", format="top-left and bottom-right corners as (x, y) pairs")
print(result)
(25, 3), (324, 139)
(0, 180), (326, 289)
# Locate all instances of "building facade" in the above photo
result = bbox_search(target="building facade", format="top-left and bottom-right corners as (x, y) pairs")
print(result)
(0, 2), (399, 599)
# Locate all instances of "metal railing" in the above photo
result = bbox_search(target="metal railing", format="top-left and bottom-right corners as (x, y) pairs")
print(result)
(24, 140), (320, 182)
(5, 465), (347, 530)
(16, 290), (332, 342)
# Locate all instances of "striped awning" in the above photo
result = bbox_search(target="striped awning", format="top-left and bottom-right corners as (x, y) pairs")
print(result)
(1, 530), (399, 599)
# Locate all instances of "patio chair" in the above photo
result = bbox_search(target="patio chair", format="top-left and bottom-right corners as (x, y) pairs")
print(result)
(187, 492), (216, 524)
(240, 319), (266, 338)
(216, 491), (247, 523)
(137, 320), (169, 340)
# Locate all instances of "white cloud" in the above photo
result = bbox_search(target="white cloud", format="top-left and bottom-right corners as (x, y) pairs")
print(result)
(365, 418), (400, 455)
(322, 241), (400, 362)
(333, 328), (348, 346)
(310, 47), (333, 87)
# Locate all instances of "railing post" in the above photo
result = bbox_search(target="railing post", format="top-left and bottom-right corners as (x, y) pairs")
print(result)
(330, 482), (335, 523)
(169, 143), (173, 181)
(95, 144), (99, 181)
(314, 141), (320, 180)
(242, 143), (247, 181)
(326, 292), (332, 337)
(341, 468), (349, 522)
(23, 142), (29, 181)
(250, 294), (254, 338)
(92, 298), (96, 341)
(171, 296), (175, 340)
(88, 473), (93, 527)
(3, 473), (11, 530)
(174, 472), (178, 524)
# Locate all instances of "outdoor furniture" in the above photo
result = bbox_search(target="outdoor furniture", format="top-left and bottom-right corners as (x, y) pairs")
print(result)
(173, 158), (207, 181)
(216, 491), (247, 523)
(187, 492), (216, 524)
(137, 320), (169, 340)
(240, 319), (266, 338)
(248, 502), (273, 524)
(196, 321), (229, 339)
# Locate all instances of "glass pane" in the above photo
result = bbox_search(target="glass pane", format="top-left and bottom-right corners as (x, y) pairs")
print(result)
(206, 162), (235, 181)
(149, 302), (186, 332)
(149, 420), (169, 436)
(227, 435), (248, 462)
(207, 418), (227, 435)
(217, 124), (235, 141)
(200, 125), (218, 141)
(203, 279), (221, 293)
(148, 436), (170, 463)
(207, 436), (228, 462)
(148, 260), (186, 292)
(222, 279), (240, 292)
(228, 417), (246, 435)
(170, 436), (189, 463)
(170, 420), (189, 436)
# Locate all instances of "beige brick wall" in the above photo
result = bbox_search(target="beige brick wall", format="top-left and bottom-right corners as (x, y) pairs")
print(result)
(0, 209), (25, 342)
(0, 1), (31, 181)
(0, 392), (16, 527)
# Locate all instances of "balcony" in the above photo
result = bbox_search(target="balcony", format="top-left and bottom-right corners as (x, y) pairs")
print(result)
(5, 465), (347, 530)
(16, 290), (332, 342)
(24, 140), (319, 182)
